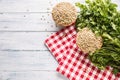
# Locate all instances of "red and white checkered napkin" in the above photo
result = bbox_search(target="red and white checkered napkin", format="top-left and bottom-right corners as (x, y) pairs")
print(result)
(45, 26), (120, 80)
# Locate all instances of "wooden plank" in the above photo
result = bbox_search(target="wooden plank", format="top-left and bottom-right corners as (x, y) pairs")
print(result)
(0, 0), (119, 12)
(0, 51), (58, 71)
(0, 0), (56, 12)
(0, 13), (63, 31)
(0, 71), (68, 80)
(0, 32), (54, 51)
(0, 0), (83, 12)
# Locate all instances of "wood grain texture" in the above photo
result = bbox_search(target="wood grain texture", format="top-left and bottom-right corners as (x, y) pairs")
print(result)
(0, 51), (57, 71)
(0, 0), (53, 12)
(0, 32), (54, 51)
(0, 0), (119, 13)
(0, 0), (67, 79)
(0, 0), (84, 12)
(0, 0), (120, 80)
(0, 71), (68, 80)
(0, 13), (62, 31)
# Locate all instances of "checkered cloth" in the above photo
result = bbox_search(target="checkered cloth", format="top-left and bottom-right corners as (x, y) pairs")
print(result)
(45, 26), (120, 80)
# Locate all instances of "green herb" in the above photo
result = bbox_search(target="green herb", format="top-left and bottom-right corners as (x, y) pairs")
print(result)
(75, 0), (120, 75)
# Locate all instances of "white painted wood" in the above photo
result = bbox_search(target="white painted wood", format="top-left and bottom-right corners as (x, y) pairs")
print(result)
(0, 71), (68, 80)
(0, 51), (58, 71)
(0, 0), (119, 12)
(0, 32), (54, 51)
(0, 0), (54, 12)
(0, 0), (83, 12)
(0, 13), (63, 31)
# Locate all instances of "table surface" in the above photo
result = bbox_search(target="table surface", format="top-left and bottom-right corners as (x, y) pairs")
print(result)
(0, 0), (120, 80)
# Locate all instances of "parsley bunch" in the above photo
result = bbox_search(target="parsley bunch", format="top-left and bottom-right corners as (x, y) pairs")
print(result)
(75, 0), (120, 75)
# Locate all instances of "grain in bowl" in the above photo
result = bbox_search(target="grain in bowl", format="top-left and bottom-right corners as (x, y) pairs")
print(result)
(52, 2), (77, 27)
(76, 27), (103, 53)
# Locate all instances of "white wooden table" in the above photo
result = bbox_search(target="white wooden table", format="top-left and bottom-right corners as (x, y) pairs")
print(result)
(0, 0), (119, 80)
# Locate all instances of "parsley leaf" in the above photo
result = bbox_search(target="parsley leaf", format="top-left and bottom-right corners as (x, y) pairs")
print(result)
(76, 0), (120, 75)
